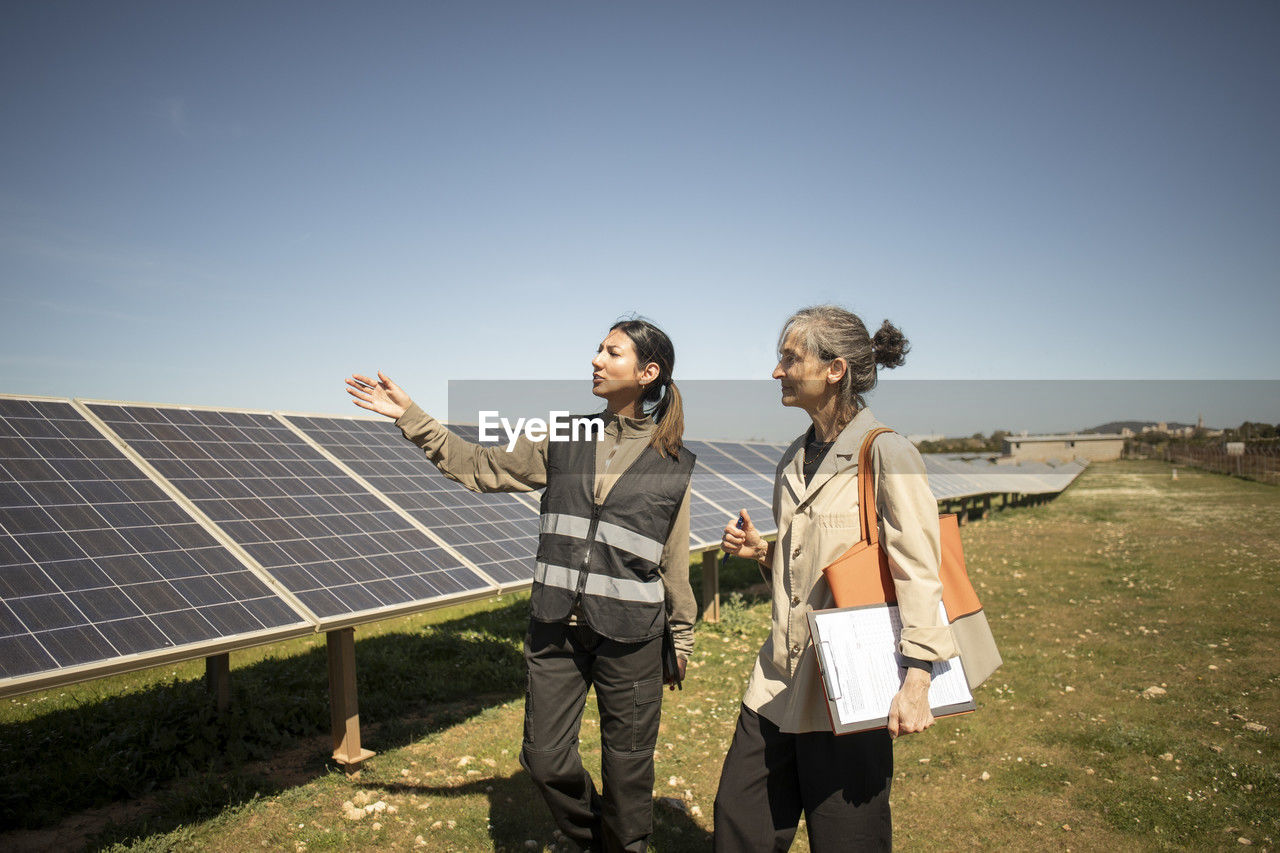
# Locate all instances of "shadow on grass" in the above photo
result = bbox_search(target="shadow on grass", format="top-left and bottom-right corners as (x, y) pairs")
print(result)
(0, 598), (531, 842)
(368, 768), (713, 852)
(0, 557), (761, 846)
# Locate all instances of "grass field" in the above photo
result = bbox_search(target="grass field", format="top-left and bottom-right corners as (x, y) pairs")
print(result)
(2, 459), (1277, 851)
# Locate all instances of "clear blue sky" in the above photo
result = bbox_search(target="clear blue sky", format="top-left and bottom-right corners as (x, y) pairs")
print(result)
(3, 1), (1277, 439)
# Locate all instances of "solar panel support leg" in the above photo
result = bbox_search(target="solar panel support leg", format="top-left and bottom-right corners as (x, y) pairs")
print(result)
(327, 628), (375, 770)
(205, 653), (230, 714)
(701, 550), (720, 623)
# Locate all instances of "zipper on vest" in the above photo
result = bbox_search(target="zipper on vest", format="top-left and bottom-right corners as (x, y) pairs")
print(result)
(575, 503), (603, 599)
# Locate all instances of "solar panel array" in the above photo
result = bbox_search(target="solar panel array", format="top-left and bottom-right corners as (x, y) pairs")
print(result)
(2, 395), (1087, 697)
(683, 440), (778, 547)
(0, 398), (311, 689)
(283, 414), (538, 588)
(85, 403), (493, 624)
(921, 454), (1087, 501)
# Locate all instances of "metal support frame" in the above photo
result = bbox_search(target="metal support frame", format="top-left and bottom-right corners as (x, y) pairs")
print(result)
(327, 627), (375, 769)
(701, 550), (720, 623)
(205, 653), (230, 713)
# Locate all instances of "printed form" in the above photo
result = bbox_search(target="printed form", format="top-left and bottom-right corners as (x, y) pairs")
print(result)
(807, 602), (975, 734)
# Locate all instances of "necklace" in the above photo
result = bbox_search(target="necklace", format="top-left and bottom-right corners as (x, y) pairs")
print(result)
(804, 436), (833, 467)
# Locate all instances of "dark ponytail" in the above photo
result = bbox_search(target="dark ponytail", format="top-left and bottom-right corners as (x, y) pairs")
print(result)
(610, 318), (684, 459)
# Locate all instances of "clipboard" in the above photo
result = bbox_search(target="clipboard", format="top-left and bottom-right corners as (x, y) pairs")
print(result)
(806, 602), (976, 735)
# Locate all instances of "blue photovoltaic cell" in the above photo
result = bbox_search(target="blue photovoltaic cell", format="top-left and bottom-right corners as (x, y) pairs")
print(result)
(0, 398), (308, 683)
(686, 440), (776, 507)
(689, 460), (771, 528)
(284, 414), (537, 587)
(722, 442), (787, 481)
(86, 404), (492, 621)
(687, 492), (737, 549)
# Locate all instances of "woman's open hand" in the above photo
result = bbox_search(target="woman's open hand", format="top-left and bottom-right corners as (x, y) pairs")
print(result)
(346, 371), (412, 420)
(887, 667), (935, 738)
(721, 510), (766, 560)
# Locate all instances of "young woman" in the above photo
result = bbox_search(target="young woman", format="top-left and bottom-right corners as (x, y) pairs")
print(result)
(346, 318), (696, 853)
(714, 305), (956, 852)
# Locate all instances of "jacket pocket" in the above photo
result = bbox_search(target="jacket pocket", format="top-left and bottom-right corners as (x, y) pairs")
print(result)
(813, 511), (860, 530)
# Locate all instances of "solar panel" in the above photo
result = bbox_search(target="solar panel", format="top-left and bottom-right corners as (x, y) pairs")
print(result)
(84, 403), (495, 625)
(0, 396), (311, 691)
(687, 491), (738, 550)
(689, 457), (772, 525)
(282, 414), (538, 588)
(686, 440), (775, 505)
(720, 441), (787, 481)
(444, 424), (541, 512)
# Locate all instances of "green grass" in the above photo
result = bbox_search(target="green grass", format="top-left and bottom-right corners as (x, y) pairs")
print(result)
(3, 459), (1278, 851)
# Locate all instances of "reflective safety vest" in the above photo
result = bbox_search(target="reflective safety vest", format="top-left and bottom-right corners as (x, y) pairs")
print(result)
(530, 417), (695, 643)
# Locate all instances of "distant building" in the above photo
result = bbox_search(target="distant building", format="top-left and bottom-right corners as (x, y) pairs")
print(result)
(1002, 432), (1125, 463)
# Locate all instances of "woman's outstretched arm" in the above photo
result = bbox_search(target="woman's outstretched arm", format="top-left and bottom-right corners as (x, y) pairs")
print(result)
(346, 371), (548, 493)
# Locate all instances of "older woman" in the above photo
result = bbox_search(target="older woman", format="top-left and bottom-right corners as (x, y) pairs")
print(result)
(713, 305), (956, 852)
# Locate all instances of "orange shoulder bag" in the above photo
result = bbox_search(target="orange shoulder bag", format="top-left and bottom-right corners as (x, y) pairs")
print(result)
(821, 427), (1002, 689)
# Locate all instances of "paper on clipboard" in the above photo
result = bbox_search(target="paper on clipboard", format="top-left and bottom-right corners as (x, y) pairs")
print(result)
(807, 602), (975, 735)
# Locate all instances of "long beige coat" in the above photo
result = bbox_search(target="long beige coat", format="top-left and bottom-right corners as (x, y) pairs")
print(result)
(742, 407), (958, 733)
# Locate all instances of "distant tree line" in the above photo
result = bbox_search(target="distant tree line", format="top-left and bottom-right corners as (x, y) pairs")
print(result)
(916, 423), (1280, 456)
(915, 430), (1010, 454)
(1127, 421), (1280, 449)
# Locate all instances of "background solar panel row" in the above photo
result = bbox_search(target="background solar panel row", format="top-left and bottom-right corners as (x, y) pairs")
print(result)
(688, 473), (774, 546)
(85, 403), (494, 624)
(3, 396), (1088, 698)
(0, 397), (310, 685)
(697, 441), (1088, 522)
(686, 439), (776, 506)
(703, 441), (786, 484)
(921, 455), (1088, 501)
(283, 414), (538, 588)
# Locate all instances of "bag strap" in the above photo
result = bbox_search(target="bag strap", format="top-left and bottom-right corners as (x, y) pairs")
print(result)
(857, 427), (895, 546)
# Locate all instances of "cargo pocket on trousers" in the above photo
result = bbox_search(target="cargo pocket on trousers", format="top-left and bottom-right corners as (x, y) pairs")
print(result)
(521, 669), (535, 746)
(632, 676), (664, 752)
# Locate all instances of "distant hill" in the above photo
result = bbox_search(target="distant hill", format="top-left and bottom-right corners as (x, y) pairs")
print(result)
(1082, 421), (1198, 434)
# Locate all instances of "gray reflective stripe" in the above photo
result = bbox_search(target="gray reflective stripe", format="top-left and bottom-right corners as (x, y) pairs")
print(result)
(586, 571), (664, 604)
(595, 520), (664, 563)
(540, 513), (592, 539)
(534, 562), (665, 604)
(534, 561), (581, 593)
(541, 513), (664, 564)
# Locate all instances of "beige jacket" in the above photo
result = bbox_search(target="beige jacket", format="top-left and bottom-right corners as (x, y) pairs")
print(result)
(743, 407), (957, 733)
(394, 402), (696, 658)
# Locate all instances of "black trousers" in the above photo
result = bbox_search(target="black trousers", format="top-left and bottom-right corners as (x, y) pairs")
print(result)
(519, 620), (664, 853)
(713, 704), (894, 852)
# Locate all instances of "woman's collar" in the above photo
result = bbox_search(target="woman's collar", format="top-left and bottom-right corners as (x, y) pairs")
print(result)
(600, 409), (654, 438)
